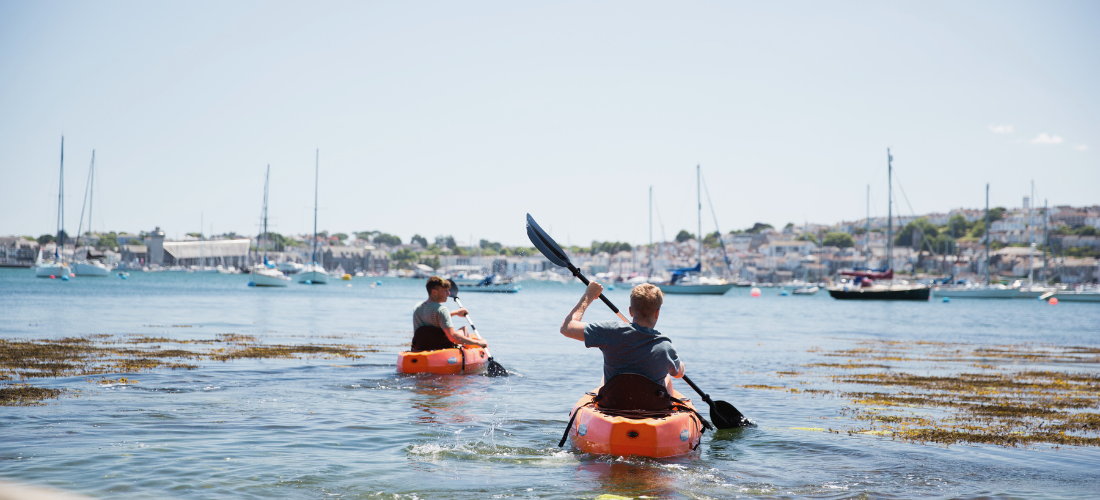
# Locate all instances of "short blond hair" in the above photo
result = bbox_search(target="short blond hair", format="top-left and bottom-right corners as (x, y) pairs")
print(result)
(630, 283), (663, 318)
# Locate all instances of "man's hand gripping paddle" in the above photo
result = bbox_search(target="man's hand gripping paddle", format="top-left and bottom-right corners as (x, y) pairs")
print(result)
(448, 279), (507, 377)
(526, 213), (753, 429)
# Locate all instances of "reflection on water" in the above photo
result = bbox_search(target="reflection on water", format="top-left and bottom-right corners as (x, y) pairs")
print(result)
(406, 373), (485, 425)
(577, 458), (682, 498)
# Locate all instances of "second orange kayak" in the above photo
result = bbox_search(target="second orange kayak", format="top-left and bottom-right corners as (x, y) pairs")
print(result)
(396, 346), (489, 375)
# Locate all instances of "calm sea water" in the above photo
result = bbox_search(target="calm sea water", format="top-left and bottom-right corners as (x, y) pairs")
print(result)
(1, 268), (1099, 499)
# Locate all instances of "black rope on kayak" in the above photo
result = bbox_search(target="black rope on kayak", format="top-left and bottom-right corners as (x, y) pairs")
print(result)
(667, 396), (715, 432)
(559, 401), (595, 448)
(459, 347), (466, 373)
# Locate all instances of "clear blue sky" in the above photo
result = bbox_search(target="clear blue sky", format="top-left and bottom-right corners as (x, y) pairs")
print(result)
(1, 0), (1096, 246)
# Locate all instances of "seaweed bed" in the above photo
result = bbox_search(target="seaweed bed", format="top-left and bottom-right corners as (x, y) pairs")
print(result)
(0, 334), (377, 406)
(740, 340), (1100, 448)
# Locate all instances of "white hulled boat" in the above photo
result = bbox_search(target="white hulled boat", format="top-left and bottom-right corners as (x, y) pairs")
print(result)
(932, 282), (1020, 299)
(296, 149), (328, 285)
(451, 274), (521, 293)
(1045, 287), (1100, 303)
(73, 260), (110, 276)
(72, 150), (111, 276)
(35, 248), (70, 278)
(657, 165), (734, 296)
(659, 265), (734, 295)
(296, 262), (328, 284)
(253, 262), (291, 287)
(250, 165), (290, 287)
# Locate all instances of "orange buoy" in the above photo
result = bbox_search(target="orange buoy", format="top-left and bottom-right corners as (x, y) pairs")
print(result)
(750, 287), (761, 297)
(1049, 297), (1058, 305)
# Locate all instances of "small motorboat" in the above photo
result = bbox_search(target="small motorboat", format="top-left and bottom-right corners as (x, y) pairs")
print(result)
(450, 274), (521, 293)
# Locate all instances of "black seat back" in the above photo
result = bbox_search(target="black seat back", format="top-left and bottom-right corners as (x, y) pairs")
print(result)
(596, 373), (672, 411)
(411, 325), (457, 352)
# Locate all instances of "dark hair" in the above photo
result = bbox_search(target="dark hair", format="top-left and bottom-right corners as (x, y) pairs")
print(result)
(426, 276), (450, 293)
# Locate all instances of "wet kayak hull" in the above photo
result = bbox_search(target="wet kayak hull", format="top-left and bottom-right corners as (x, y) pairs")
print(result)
(567, 388), (704, 457)
(396, 346), (489, 375)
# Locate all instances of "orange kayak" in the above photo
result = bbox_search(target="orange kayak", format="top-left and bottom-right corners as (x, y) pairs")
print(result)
(566, 387), (705, 457)
(396, 346), (489, 375)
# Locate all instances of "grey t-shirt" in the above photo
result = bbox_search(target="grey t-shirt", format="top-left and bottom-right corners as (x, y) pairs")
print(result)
(413, 300), (454, 331)
(583, 320), (681, 384)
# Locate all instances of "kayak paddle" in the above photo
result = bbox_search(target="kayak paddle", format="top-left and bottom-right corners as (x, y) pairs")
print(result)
(448, 279), (508, 377)
(526, 213), (752, 429)
(525, 214), (631, 324)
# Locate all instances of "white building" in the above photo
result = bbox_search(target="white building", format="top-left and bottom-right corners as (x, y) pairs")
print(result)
(758, 240), (816, 258)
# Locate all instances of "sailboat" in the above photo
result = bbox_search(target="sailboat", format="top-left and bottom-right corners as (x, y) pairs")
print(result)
(296, 149), (328, 285)
(932, 184), (1021, 299)
(657, 165), (734, 295)
(73, 150), (110, 276)
(828, 149), (930, 301)
(251, 165), (291, 287)
(36, 137), (72, 278)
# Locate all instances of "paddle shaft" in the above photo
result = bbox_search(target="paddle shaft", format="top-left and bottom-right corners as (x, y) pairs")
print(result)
(452, 295), (508, 376)
(567, 264), (630, 323)
(452, 297), (480, 334)
(680, 374), (714, 404)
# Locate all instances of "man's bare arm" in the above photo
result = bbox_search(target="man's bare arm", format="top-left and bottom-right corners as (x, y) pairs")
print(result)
(672, 360), (686, 379)
(560, 281), (603, 341)
(445, 326), (487, 347)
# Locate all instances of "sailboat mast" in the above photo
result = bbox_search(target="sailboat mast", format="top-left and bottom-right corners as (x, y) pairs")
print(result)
(649, 186), (653, 276)
(88, 151), (95, 249)
(865, 184), (870, 267)
(1028, 180), (1034, 287)
(696, 164), (702, 273)
(263, 165), (270, 262)
(984, 183), (990, 285)
(886, 149), (893, 272)
(312, 149), (319, 265)
(57, 136), (64, 261)
(75, 153), (93, 252)
(1042, 198), (1049, 283)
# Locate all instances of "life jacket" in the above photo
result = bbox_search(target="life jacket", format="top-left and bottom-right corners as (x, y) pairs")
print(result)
(410, 325), (458, 352)
(595, 373), (673, 411)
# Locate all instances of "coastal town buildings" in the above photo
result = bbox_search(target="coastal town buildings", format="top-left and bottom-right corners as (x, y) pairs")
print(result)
(0, 237), (39, 267)
(4, 204), (1097, 283)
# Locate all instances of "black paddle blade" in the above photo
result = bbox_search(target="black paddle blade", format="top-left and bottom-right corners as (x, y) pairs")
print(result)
(448, 279), (459, 298)
(526, 214), (571, 268)
(486, 357), (508, 377)
(710, 400), (754, 429)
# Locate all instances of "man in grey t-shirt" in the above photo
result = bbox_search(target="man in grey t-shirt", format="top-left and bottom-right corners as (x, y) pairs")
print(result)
(560, 282), (684, 392)
(411, 276), (487, 350)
